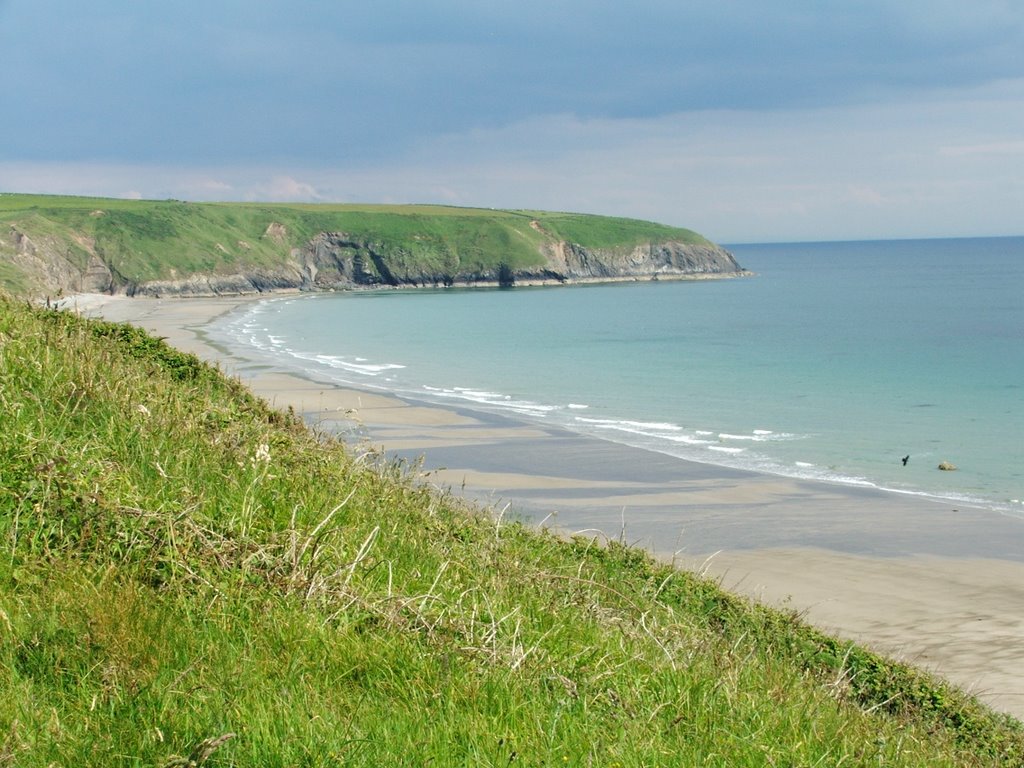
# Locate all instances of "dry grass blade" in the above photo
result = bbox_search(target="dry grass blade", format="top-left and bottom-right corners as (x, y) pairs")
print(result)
(161, 732), (236, 767)
(290, 487), (358, 573)
(0, 719), (24, 767)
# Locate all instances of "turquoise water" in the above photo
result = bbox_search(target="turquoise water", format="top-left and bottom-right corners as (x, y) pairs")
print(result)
(210, 237), (1024, 515)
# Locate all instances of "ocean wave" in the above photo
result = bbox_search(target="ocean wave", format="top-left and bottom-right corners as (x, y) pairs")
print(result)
(718, 431), (800, 442)
(661, 434), (715, 446)
(279, 350), (406, 376)
(424, 385), (557, 415)
(574, 416), (684, 433)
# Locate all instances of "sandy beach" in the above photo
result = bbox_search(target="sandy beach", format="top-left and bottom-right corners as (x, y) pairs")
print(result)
(68, 292), (1024, 718)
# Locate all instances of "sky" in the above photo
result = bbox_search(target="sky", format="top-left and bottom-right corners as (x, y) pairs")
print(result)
(1, 1), (1023, 243)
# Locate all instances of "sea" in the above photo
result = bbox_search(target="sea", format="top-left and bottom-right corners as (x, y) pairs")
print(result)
(208, 236), (1024, 517)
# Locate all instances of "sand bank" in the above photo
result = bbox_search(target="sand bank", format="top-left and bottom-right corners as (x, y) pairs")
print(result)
(70, 293), (1024, 718)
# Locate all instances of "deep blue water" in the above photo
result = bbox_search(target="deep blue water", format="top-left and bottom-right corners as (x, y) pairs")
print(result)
(210, 236), (1024, 515)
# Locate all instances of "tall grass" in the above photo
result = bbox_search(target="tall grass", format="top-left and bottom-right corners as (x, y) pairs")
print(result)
(0, 295), (1022, 765)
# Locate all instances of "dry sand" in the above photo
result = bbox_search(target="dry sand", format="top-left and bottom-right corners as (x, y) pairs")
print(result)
(68, 292), (1024, 718)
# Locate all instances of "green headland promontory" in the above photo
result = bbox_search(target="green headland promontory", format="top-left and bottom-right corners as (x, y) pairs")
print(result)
(0, 193), (746, 297)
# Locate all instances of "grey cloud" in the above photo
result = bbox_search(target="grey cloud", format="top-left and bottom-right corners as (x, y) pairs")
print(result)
(2, 1), (1023, 174)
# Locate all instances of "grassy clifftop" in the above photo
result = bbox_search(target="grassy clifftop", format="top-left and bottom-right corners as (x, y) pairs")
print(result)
(0, 194), (721, 295)
(1, 295), (1022, 765)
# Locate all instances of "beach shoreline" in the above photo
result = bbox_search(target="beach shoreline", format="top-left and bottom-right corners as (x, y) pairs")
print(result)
(67, 291), (1024, 718)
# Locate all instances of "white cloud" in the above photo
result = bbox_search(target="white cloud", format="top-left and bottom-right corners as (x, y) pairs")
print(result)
(2, 79), (1022, 242)
(198, 178), (234, 192)
(257, 176), (322, 201)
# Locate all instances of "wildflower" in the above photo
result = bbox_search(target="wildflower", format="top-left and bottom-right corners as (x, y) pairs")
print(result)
(251, 442), (271, 467)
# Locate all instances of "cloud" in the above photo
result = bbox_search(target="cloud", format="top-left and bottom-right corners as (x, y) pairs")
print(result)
(257, 176), (322, 202)
(3, 2), (1024, 168)
(1, 4), (1022, 243)
(198, 179), (234, 193)
(3, 74), (1022, 242)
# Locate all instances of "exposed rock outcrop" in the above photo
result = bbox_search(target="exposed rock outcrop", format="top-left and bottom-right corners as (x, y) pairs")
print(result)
(127, 269), (306, 298)
(279, 233), (745, 290)
(4, 226), (106, 295)
(125, 233), (745, 296)
(4, 222), (746, 298)
(537, 239), (741, 281)
(81, 255), (114, 293)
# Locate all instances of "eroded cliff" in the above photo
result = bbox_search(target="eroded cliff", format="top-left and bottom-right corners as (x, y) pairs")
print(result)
(126, 233), (744, 296)
(0, 197), (747, 297)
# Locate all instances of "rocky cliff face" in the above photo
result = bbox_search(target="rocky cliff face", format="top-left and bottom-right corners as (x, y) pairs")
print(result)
(258, 232), (744, 292)
(5, 224), (746, 298)
(4, 225), (116, 295)
(536, 239), (742, 281)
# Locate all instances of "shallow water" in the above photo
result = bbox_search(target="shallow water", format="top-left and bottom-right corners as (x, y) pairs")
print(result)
(209, 236), (1024, 515)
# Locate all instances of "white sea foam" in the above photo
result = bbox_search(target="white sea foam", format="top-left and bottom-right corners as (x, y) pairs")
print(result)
(345, 362), (406, 374)
(505, 403), (557, 414)
(719, 431), (799, 442)
(575, 417), (683, 432)
(453, 387), (503, 398)
(290, 352), (406, 376)
(423, 385), (556, 415)
(568, 403), (589, 409)
(662, 435), (714, 446)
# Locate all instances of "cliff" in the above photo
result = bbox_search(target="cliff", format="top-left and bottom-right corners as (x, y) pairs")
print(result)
(0, 195), (747, 297)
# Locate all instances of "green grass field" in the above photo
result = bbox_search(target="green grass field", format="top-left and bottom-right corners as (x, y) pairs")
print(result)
(1, 295), (1022, 765)
(0, 194), (713, 294)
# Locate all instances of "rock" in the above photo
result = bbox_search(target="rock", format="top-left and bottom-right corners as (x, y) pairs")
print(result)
(80, 255), (114, 293)
(538, 240), (743, 282)
(263, 222), (288, 244)
(937, 461), (957, 471)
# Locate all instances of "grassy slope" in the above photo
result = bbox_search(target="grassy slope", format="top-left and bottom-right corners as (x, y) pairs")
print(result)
(0, 194), (713, 292)
(1, 295), (1022, 766)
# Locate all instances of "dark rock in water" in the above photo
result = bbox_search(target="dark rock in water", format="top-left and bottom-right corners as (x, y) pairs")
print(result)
(937, 461), (957, 471)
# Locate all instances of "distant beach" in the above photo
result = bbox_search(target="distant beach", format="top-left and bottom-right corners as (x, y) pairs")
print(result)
(69, 290), (1024, 719)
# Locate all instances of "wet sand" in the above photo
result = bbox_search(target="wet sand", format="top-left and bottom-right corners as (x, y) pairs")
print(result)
(67, 292), (1024, 718)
